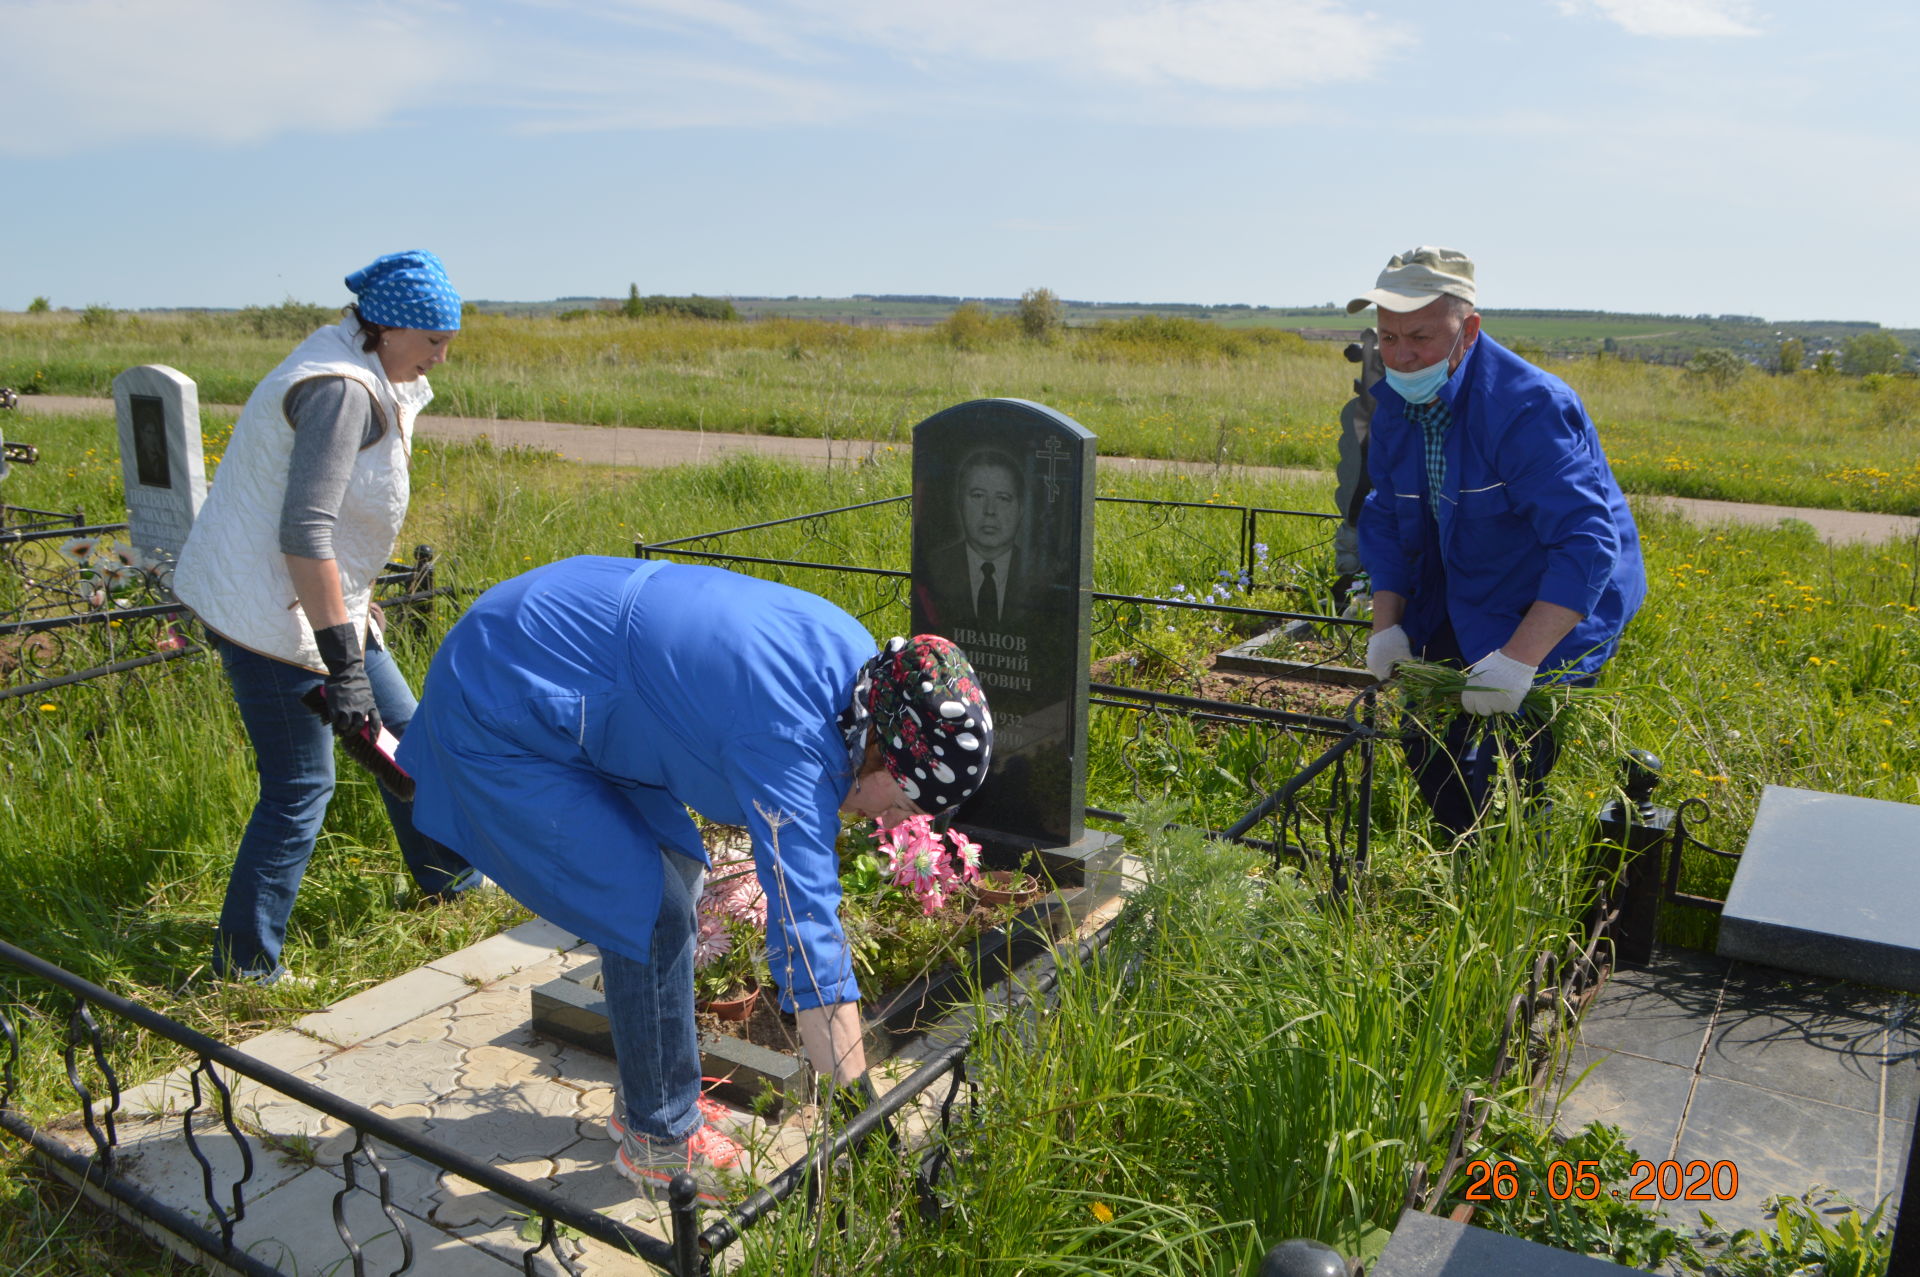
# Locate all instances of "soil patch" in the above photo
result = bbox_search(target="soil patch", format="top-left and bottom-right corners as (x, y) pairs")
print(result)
(1091, 651), (1360, 719)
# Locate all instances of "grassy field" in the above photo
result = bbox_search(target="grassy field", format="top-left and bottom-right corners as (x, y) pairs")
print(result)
(542, 296), (1917, 361)
(2, 398), (1911, 1271)
(5, 308), (1919, 514)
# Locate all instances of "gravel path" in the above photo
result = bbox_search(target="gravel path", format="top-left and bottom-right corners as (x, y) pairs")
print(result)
(15, 394), (1917, 547)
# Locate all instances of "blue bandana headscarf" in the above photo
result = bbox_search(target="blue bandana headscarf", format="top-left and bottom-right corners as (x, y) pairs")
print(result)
(345, 250), (463, 332)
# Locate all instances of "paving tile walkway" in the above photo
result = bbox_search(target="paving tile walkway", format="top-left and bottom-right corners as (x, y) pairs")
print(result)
(1545, 947), (1918, 1237)
(50, 917), (862, 1273)
(44, 870), (1137, 1275)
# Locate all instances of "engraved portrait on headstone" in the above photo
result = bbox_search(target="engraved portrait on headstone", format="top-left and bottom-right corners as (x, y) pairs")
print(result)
(920, 448), (1034, 628)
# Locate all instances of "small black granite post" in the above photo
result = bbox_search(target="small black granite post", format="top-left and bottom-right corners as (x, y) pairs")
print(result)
(909, 398), (1119, 889)
(1592, 750), (1671, 967)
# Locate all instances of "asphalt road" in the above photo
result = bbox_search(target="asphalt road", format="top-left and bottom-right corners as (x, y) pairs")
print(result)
(13, 393), (1916, 547)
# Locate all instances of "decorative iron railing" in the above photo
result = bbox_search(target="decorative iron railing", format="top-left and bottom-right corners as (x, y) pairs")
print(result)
(0, 937), (702, 1275)
(0, 539), (445, 705)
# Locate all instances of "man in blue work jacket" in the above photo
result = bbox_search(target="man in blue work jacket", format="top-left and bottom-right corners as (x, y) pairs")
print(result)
(1353, 247), (1646, 838)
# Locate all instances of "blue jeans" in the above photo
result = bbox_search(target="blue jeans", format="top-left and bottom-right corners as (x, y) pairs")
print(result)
(602, 852), (706, 1143)
(212, 633), (473, 981)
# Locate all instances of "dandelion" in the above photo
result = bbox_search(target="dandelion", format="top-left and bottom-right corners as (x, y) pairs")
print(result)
(38, 703), (56, 712)
(1090, 1201), (1114, 1223)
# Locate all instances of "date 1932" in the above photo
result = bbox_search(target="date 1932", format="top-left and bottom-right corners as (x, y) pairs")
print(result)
(1463, 1159), (1740, 1202)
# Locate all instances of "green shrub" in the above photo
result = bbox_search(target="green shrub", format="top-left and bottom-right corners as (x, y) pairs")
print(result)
(1842, 330), (1907, 376)
(937, 300), (1010, 350)
(25, 296), (49, 314)
(1685, 348), (1748, 387)
(625, 292), (738, 321)
(1017, 286), (1064, 341)
(237, 297), (336, 340)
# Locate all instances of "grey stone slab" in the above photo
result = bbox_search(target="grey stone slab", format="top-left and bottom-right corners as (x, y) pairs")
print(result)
(1577, 950), (1726, 1068)
(296, 966), (474, 1047)
(1675, 1076), (1885, 1235)
(503, 916), (582, 952)
(225, 1166), (524, 1276)
(92, 1112), (311, 1232)
(1545, 1043), (1695, 1157)
(1886, 1008), (1920, 1131)
(1369, 1207), (1634, 1276)
(1719, 786), (1920, 992)
(1887, 1110), (1917, 1210)
(428, 927), (576, 985)
(225, 1026), (338, 1075)
(1703, 989), (1893, 1116)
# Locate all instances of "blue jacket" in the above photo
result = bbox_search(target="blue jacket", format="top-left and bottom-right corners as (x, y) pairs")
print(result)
(398, 557), (873, 1011)
(1357, 336), (1646, 679)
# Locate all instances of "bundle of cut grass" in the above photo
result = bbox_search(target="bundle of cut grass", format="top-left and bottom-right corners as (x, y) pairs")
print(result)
(1390, 657), (1615, 735)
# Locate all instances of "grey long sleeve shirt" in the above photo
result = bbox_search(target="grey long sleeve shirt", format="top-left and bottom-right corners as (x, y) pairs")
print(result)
(278, 376), (384, 559)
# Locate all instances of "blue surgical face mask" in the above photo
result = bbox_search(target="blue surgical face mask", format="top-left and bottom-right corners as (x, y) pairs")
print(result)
(1383, 321), (1467, 405)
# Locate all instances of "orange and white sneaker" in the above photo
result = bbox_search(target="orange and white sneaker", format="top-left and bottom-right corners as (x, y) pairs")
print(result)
(613, 1122), (745, 1204)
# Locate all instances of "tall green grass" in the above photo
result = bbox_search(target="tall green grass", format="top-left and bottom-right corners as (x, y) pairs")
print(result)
(737, 799), (1599, 1273)
(6, 309), (1916, 511)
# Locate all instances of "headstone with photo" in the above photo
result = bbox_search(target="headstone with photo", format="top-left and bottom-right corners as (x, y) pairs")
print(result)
(111, 365), (207, 568)
(909, 398), (1118, 883)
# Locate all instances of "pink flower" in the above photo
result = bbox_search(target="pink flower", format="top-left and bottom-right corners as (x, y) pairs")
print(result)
(694, 916), (733, 966)
(872, 813), (979, 916)
(948, 831), (982, 882)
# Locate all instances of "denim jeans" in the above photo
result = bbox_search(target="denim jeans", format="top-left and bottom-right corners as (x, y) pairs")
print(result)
(212, 633), (473, 981)
(601, 851), (706, 1144)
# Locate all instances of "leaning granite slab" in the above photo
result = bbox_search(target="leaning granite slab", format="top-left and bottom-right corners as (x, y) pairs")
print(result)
(1369, 1208), (1638, 1276)
(1719, 785), (1920, 993)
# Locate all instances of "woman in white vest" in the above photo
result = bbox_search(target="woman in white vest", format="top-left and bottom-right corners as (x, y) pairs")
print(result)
(173, 250), (479, 984)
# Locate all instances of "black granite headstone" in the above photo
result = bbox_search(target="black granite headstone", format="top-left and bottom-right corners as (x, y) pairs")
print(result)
(910, 399), (1093, 851)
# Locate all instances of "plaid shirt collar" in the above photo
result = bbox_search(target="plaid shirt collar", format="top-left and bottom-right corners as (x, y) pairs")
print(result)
(1406, 397), (1451, 497)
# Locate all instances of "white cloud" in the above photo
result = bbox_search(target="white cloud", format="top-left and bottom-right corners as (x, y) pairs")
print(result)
(1089, 0), (1401, 89)
(1556, 0), (1763, 38)
(0, 0), (1401, 153)
(505, 54), (863, 132)
(578, 0), (1401, 91)
(0, 0), (466, 156)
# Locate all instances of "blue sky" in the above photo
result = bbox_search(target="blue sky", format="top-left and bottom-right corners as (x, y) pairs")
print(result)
(5, 0), (1916, 325)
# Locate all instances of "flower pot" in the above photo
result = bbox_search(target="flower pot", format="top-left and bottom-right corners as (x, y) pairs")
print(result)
(974, 870), (1044, 909)
(698, 984), (760, 1022)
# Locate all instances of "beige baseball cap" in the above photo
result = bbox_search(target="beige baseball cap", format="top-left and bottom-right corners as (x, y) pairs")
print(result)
(1347, 245), (1476, 314)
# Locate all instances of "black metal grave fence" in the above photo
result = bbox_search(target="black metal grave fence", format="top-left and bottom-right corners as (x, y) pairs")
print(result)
(0, 937), (705, 1276)
(635, 490), (1382, 886)
(0, 530), (445, 709)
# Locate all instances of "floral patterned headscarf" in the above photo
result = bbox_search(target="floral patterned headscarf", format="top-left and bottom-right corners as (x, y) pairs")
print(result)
(839, 635), (993, 814)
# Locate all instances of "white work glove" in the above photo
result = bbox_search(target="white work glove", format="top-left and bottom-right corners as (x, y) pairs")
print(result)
(1366, 624), (1412, 682)
(1461, 650), (1538, 716)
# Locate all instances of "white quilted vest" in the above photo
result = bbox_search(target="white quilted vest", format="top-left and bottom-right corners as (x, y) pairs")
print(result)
(173, 318), (429, 671)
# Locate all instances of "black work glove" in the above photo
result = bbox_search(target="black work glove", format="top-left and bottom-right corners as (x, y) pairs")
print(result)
(313, 622), (380, 738)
